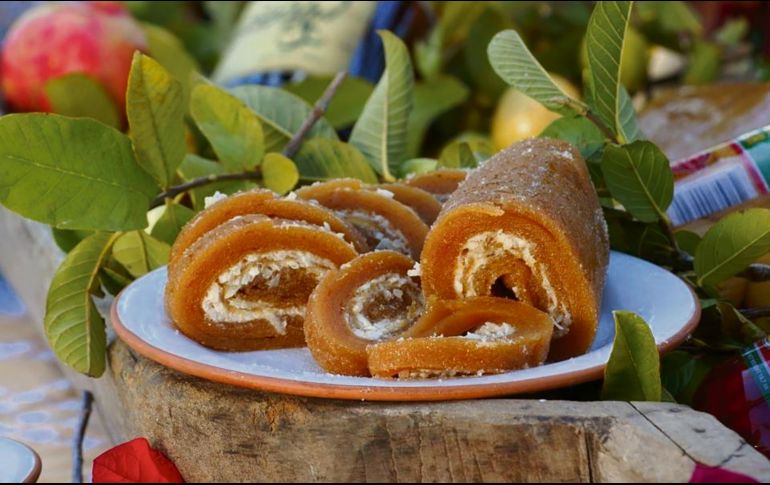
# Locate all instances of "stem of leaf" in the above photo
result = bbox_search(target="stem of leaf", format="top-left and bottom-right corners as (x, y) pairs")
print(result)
(149, 72), (347, 210)
(658, 215), (685, 263)
(72, 390), (93, 483)
(582, 109), (617, 142)
(564, 98), (617, 143)
(740, 307), (770, 319)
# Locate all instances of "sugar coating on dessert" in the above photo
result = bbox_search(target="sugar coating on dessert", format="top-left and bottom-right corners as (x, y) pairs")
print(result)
(375, 188), (395, 199)
(273, 218), (350, 244)
(464, 322), (516, 342)
(346, 272), (424, 340)
(202, 251), (337, 333)
(453, 230), (571, 335)
(204, 191), (228, 209)
(335, 209), (410, 255)
(407, 261), (421, 278)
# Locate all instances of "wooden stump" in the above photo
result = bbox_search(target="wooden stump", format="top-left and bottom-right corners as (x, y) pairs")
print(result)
(105, 340), (770, 483)
(3, 207), (770, 482)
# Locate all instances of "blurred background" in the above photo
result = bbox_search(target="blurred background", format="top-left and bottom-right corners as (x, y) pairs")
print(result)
(1, 1), (769, 157)
(1, 1), (770, 482)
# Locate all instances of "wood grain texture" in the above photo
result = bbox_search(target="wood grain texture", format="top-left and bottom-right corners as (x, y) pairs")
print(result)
(2, 207), (770, 482)
(106, 340), (770, 482)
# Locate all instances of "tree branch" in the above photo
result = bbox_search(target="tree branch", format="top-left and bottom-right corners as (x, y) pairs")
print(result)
(282, 71), (347, 159)
(149, 72), (348, 209)
(72, 390), (93, 483)
(149, 171), (262, 209)
(740, 307), (770, 320)
(738, 263), (770, 282)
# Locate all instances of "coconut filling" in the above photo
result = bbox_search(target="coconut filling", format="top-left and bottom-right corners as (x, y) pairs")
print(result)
(345, 273), (424, 340)
(453, 230), (571, 337)
(335, 209), (410, 255)
(464, 322), (517, 342)
(202, 251), (337, 334)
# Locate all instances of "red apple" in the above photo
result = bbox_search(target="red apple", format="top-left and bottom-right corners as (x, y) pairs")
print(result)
(1, 1), (147, 112)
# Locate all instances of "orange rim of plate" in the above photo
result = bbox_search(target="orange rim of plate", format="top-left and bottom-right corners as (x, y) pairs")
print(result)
(110, 284), (701, 402)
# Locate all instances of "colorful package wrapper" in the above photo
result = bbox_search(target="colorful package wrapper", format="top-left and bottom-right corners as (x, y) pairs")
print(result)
(669, 126), (770, 226)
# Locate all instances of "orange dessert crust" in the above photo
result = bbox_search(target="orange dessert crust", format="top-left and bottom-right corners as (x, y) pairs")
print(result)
(374, 183), (442, 225)
(367, 297), (554, 379)
(168, 189), (367, 270)
(296, 179), (429, 260)
(304, 250), (420, 377)
(403, 169), (467, 201)
(166, 215), (358, 351)
(420, 139), (609, 361)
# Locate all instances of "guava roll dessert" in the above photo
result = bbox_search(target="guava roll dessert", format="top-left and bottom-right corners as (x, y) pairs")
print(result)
(297, 179), (429, 259)
(367, 297), (554, 379)
(404, 169), (467, 203)
(304, 250), (424, 376)
(373, 183), (442, 225)
(166, 214), (358, 351)
(420, 139), (609, 360)
(168, 188), (367, 270)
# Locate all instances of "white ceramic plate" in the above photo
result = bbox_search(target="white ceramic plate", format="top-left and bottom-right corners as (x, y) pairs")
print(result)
(0, 438), (41, 483)
(112, 251), (700, 401)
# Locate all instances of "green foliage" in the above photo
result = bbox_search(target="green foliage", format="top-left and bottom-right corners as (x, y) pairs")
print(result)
(674, 230), (702, 256)
(142, 23), (200, 104)
(100, 256), (134, 295)
(231, 85), (338, 153)
(0, 114), (156, 231)
(438, 142), (478, 169)
(400, 158), (439, 177)
(488, 30), (586, 117)
(177, 154), (255, 210)
(540, 116), (605, 159)
(636, 1), (702, 38)
(602, 311), (662, 401)
(584, 1), (633, 142)
(52, 229), (94, 254)
(601, 141), (674, 223)
(127, 53), (187, 189)
(261, 153), (299, 195)
(190, 83), (264, 172)
(44, 232), (118, 377)
(407, 76), (469, 159)
(463, 7), (511, 101)
(717, 301), (767, 346)
(661, 351), (714, 405)
(684, 41), (721, 86)
(617, 86), (642, 142)
(284, 76), (374, 129)
(112, 231), (170, 278)
(415, 1), (489, 79)
(294, 139), (378, 184)
(350, 31), (414, 182)
(150, 201), (196, 245)
(694, 209), (770, 289)
(44, 74), (121, 129)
